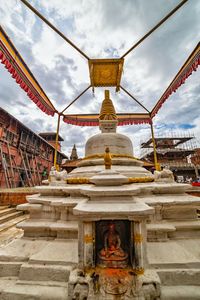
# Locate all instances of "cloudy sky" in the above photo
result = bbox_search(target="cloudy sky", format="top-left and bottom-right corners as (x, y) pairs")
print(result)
(0, 0), (200, 158)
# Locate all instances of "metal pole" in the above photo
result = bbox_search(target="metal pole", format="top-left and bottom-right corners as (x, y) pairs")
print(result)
(54, 113), (61, 170)
(61, 85), (91, 114)
(150, 119), (160, 171)
(19, 0), (90, 61)
(120, 85), (150, 113)
(121, 0), (188, 58)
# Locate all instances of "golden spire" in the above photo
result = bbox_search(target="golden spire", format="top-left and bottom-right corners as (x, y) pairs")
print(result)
(99, 90), (117, 120)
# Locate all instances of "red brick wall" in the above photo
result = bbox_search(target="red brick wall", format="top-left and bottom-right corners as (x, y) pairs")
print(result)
(0, 192), (34, 206)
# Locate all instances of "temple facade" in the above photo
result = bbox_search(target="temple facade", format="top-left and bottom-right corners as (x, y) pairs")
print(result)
(0, 107), (67, 188)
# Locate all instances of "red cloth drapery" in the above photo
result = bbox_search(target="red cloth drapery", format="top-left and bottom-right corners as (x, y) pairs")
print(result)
(151, 42), (200, 118)
(0, 48), (55, 116)
(63, 114), (151, 126)
(0, 26), (56, 116)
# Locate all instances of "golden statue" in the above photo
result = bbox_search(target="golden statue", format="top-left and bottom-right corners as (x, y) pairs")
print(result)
(104, 147), (112, 169)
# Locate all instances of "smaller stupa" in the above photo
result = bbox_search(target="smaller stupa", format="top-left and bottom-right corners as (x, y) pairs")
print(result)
(68, 90), (152, 179)
(70, 144), (78, 160)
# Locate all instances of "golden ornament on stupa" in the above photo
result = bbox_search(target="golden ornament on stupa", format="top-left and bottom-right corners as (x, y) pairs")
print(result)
(104, 147), (112, 169)
(99, 90), (118, 121)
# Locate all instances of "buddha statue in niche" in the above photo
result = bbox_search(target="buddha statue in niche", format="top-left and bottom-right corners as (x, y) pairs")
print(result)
(99, 223), (127, 259)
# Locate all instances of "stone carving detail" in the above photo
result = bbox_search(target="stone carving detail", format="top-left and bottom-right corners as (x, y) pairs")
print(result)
(68, 270), (90, 300)
(135, 270), (161, 300)
(68, 268), (161, 299)
(154, 166), (174, 183)
(72, 283), (89, 300)
(48, 166), (67, 182)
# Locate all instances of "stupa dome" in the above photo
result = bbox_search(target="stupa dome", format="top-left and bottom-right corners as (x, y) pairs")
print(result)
(85, 133), (133, 157)
(68, 90), (151, 178)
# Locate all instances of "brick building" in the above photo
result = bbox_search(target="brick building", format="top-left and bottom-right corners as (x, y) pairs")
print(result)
(0, 107), (67, 188)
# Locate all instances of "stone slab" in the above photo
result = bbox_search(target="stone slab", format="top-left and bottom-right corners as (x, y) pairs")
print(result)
(138, 194), (200, 205)
(0, 239), (48, 262)
(157, 269), (200, 285)
(171, 220), (200, 230)
(161, 286), (200, 299)
(19, 263), (72, 282)
(27, 195), (66, 205)
(80, 184), (141, 197)
(50, 221), (78, 231)
(74, 200), (154, 217)
(29, 239), (78, 266)
(16, 220), (54, 231)
(147, 224), (176, 232)
(0, 278), (67, 300)
(0, 261), (22, 277)
(0, 215), (28, 235)
(17, 203), (42, 211)
(0, 226), (24, 247)
(147, 240), (200, 267)
(34, 186), (88, 196)
(175, 239), (200, 260)
(51, 197), (86, 207)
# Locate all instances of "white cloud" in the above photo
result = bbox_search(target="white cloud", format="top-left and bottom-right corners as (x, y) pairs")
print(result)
(0, 0), (200, 158)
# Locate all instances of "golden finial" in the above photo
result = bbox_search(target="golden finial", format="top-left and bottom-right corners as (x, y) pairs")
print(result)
(99, 90), (117, 121)
(104, 147), (112, 169)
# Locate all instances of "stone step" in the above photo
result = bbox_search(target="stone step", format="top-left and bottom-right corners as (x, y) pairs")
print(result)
(19, 263), (72, 282)
(147, 224), (176, 232)
(0, 278), (67, 300)
(171, 220), (200, 230)
(0, 206), (10, 210)
(29, 240), (78, 266)
(0, 207), (17, 217)
(50, 221), (78, 238)
(0, 226), (24, 247)
(168, 221), (200, 239)
(26, 194), (84, 207)
(0, 261), (22, 277)
(147, 221), (200, 241)
(147, 240), (200, 269)
(0, 211), (23, 224)
(0, 214), (28, 234)
(161, 285), (200, 299)
(157, 269), (200, 286)
(17, 203), (42, 213)
(17, 220), (78, 238)
(147, 223), (176, 242)
(17, 279), (67, 288)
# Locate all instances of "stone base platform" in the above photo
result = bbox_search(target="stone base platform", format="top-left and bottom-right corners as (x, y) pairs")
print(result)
(0, 238), (78, 300)
(147, 239), (200, 269)
(0, 278), (68, 300)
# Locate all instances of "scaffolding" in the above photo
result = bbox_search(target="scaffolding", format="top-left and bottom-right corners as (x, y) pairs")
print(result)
(139, 130), (200, 179)
(140, 130), (198, 158)
(0, 108), (66, 188)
